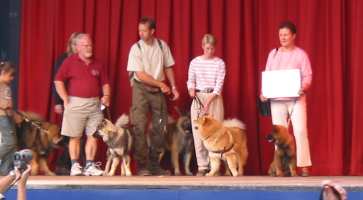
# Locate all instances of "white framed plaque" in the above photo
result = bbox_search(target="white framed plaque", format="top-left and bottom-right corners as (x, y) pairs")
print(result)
(262, 69), (301, 98)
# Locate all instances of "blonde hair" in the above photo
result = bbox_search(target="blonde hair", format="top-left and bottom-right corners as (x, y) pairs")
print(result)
(202, 34), (216, 46)
(66, 32), (82, 55)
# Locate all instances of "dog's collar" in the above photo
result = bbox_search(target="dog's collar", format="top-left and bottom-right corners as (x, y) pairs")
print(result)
(210, 143), (234, 155)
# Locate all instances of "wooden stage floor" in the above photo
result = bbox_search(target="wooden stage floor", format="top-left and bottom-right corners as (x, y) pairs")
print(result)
(25, 176), (363, 190)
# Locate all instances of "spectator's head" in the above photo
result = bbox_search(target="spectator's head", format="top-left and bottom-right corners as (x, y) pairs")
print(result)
(201, 34), (217, 58)
(66, 32), (82, 55)
(138, 16), (156, 42)
(320, 180), (347, 200)
(0, 61), (15, 84)
(74, 33), (93, 59)
(278, 20), (297, 49)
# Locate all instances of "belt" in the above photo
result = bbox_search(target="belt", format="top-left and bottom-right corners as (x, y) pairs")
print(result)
(196, 88), (214, 93)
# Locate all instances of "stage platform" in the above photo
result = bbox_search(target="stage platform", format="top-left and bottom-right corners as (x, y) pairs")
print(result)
(5, 176), (363, 199)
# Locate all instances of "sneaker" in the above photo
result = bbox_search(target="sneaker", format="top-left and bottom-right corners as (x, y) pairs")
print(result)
(70, 162), (83, 176)
(83, 162), (103, 176)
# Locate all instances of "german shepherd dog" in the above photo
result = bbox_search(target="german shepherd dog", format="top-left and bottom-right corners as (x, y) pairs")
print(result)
(164, 114), (194, 176)
(266, 125), (297, 177)
(15, 111), (63, 175)
(97, 114), (132, 176)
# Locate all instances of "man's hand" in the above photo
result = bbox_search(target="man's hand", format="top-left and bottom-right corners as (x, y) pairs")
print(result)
(17, 165), (31, 186)
(54, 104), (63, 114)
(170, 87), (180, 101)
(159, 82), (171, 95)
(63, 97), (69, 108)
(101, 95), (111, 107)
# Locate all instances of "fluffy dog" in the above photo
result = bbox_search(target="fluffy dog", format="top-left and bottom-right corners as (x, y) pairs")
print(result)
(97, 114), (132, 176)
(194, 116), (248, 177)
(165, 115), (194, 176)
(16, 111), (63, 175)
(267, 125), (297, 177)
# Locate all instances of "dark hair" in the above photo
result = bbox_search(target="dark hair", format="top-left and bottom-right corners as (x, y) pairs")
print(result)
(139, 16), (156, 30)
(279, 20), (297, 34)
(0, 61), (15, 75)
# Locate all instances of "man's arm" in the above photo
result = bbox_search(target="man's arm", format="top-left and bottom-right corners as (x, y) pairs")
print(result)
(165, 68), (179, 100)
(135, 71), (170, 94)
(17, 165), (31, 200)
(54, 81), (69, 105)
(101, 84), (111, 106)
(0, 174), (16, 194)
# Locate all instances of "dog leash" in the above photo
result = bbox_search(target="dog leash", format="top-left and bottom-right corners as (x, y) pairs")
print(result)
(193, 95), (205, 118)
(286, 99), (298, 126)
(14, 111), (50, 134)
(104, 106), (112, 120)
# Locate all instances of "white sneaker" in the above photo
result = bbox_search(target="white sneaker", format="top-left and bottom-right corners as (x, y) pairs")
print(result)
(70, 162), (83, 176)
(83, 162), (103, 176)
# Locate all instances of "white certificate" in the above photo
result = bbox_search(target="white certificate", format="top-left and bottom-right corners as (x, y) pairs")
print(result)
(262, 69), (301, 98)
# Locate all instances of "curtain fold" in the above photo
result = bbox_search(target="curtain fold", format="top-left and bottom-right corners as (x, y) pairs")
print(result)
(19, 0), (363, 175)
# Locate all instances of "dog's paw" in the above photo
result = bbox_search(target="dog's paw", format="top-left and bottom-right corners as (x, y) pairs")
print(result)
(185, 171), (193, 176)
(206, 172), (216, 176)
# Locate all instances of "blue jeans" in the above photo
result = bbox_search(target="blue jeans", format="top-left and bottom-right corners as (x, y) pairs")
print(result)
(0, 116), (17, 175)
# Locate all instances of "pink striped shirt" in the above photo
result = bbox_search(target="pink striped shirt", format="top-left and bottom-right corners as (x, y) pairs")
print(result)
(265, 47), (312, 90)
(187, 56), (226, 95)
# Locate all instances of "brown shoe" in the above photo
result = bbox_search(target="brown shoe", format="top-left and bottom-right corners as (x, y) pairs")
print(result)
(301, 167), (310, 177)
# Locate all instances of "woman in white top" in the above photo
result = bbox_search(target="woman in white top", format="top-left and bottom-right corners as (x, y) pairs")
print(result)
(187, 34), (226, 176)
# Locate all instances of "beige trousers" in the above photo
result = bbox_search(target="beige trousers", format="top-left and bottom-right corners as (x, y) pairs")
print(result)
(270, 96), (312, 167)
(190, 93), (224, 170)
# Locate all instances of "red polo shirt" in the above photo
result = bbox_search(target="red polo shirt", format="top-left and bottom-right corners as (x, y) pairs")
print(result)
(55, 54), (109, 98)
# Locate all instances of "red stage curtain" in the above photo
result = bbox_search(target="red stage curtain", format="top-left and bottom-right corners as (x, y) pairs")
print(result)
(19, 0), (363, 175)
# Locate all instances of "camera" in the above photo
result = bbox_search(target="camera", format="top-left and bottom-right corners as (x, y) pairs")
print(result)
(13, 149), (32, 172)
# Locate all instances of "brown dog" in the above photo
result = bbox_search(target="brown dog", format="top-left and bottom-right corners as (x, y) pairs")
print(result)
(267, 125), (297, 177)
(165, 115), (194, 176)
(97, 114), (132, 176)
(16, 111), (63, 175)
(194, 116), (248, 177)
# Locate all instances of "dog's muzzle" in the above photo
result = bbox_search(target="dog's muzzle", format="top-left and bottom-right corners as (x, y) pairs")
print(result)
(266, 133), (275, 143)
(93, 130), (102, 139)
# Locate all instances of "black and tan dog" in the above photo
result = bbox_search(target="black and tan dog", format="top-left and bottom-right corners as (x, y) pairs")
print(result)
(16, 111), (63, 175)
(267, 125), (297, 177)
(194, 116), (248, 177)
(165, 114), (194, 176)
(97, 114), (133, 176)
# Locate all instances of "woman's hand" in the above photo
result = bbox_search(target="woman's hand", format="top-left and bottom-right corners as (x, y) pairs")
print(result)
(188, 89), (196, 98)
(202, 93), (217, 114)
(260, 94), (268, 102)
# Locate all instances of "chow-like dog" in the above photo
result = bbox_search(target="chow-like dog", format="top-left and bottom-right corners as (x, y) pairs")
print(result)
(16, 111), (63, 175)
(194, 116), (248, 177)
(97, 114), (132, 176)
(267, 125), (297, 177)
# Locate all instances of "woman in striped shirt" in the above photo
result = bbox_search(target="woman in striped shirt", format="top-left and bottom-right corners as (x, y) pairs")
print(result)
(187, 34), (226, 176)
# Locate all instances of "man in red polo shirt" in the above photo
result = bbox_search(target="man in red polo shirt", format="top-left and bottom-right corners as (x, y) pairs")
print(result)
(54, 33), (110, 176)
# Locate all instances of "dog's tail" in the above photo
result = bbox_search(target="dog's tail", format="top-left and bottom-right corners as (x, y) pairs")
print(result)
(223, 119), (246, 130)
(115, 114), (129, 128)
